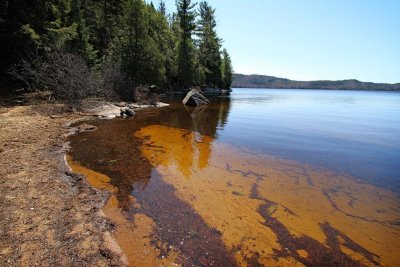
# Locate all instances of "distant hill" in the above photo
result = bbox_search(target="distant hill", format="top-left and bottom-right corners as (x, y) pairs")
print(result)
(232, 74), (400, 91)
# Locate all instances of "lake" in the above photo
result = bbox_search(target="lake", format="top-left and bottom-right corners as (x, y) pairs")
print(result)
(68, 88), (400, 266)
(220, 89), (400, 190)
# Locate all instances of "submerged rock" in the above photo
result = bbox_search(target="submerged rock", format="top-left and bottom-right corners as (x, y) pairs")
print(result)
(64, 123), (97, 137)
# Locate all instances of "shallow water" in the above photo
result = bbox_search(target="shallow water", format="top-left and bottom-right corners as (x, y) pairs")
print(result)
(68, 89), (400, 266)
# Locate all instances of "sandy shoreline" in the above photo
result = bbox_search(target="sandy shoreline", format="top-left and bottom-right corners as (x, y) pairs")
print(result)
(0, 104), (125, 266)
(3, 101), (398, 266)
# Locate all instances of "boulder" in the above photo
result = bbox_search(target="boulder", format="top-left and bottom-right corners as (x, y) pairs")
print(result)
(182, 88), (210, 106)
(136, 86), (159, 105)
(120, 107), (135, 117)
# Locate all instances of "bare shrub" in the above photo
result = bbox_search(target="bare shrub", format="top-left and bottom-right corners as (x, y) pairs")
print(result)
(101, 60), (134, 101)
(136, 86), (159, 105)
(9, 51), (101, 109)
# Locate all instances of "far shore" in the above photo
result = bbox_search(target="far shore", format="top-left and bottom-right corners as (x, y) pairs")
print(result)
(232, 73), (400, 91)
(232, 87), (400, 92)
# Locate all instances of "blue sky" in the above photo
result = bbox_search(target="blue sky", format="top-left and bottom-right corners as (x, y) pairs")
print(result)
(160, 0), (400, 83)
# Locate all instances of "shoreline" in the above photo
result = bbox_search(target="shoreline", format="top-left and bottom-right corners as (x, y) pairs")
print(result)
(2, 100), (399, 266)
(0, 104), (122, 265)
(64, 155), (129, 266)
(64, 104), (183, 266)
(0, 102), (167, 266)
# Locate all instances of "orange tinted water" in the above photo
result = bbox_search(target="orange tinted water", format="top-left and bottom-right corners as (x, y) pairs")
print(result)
(67, 91), (400, 266)
(68, 123), (400, 266)
(134, 125), (400, 266)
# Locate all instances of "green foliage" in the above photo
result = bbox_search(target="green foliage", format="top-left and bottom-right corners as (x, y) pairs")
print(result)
(70, 0), (98, 66)
(158, 0), (166, 16)
(177, 0), (197, 88)
(114, 0), (165, 99)
(222, 48), (233, 89)
(197, 1), (222, 88)
(82, 0), (125, 58)
(1, 0), (233, 94)
(148, 5), (178, 89)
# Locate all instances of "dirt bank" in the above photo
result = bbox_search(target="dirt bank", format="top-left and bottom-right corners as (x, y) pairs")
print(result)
(0, 105), (123, 266)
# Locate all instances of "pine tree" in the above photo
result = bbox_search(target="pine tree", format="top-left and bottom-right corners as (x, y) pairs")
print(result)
(221, 48), (233, 89)
(98, 0), (125, 56)
(0, 0), (83, 83)
(148, 5), (178, 90)
(158, 0), (166, 16)
(71, 0), (98, 66)
(0, 0), (36, 77)
(117, 0), (165, 98)
(165, 13), (181, 89)
(176, 0), (197, 88)
(21, 0), (78, 52)
(1, 0), (232, 95)
(81, 0), (125, 59)
(197, 1), (222, 88)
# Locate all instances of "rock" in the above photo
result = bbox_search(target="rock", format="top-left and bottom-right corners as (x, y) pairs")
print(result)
(77, 124), (97, 132)
(182, 88), (210, 106)
(156, 102), (169, 107)
(136, 86), (159, 105)
(64, 124), (97, 137)
(87, 101), (167, 119)
(115, 102), (127, 107)
(91, 104), (121, 118)
(120, 107), (135, 117)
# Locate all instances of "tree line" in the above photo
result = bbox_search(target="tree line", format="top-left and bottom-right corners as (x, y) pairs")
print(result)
(232, 74), (400, 91)
(0, 0), (233, 103)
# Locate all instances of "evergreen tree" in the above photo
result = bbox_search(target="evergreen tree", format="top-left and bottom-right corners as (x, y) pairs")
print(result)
(71, 0), (98, 65)
(158, 0), (166, 16)
(19, 0), (80, 53)
(97, 0), (125, 56)
(1, 0), (232, 95)
(221, 48), (233, 89)
(197, 1), (222, 88)
(148, 5), (178, 90)
(1, 0), (82, 85)
(176, 0), (197, 88)
(81, 0), (125, 59)
(0, 0), (37, 78)
(117, 0), (165, 98)
(165, 13), (181, 89)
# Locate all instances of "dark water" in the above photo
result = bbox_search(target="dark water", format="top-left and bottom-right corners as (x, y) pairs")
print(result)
(68, 88), (400, 265)
(76, 88), (400, 191)
(70, 88), (400, 192)
(215, 88), (400, 191)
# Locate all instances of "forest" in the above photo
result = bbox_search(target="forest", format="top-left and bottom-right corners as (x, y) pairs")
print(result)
(233, 74), (400, 91)
(0, 0), (233, 104)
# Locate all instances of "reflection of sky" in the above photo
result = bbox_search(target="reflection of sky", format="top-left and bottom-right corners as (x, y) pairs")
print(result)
(218, 89), (400, 190)
(227, 89), (400, 147)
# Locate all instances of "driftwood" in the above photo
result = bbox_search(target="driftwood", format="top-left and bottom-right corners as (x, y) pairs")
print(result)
(182, 89), (210, 106)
